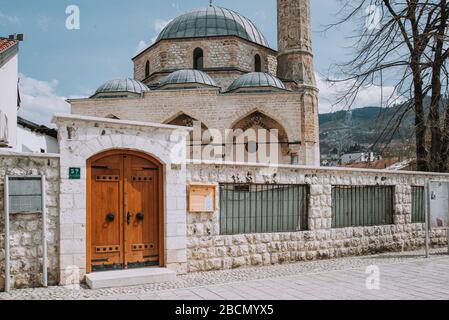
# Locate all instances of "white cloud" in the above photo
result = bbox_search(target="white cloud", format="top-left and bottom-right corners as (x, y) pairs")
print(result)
(150, 18), (172, 43)
(18, 74), (70, 126)
(36, 15), (50, 32)
(136, 18), (172, 54)
(316, 73), (402, 114)
(0, 11), (19, 25)
(136, 40), (149, 54)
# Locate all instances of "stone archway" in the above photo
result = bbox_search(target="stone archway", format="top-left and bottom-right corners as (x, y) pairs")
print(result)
(230, 111), (290, 164)
(165, 113), (210, 160)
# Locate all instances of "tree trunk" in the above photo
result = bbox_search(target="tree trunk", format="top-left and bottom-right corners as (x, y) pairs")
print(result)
(412, 65), (428, 172)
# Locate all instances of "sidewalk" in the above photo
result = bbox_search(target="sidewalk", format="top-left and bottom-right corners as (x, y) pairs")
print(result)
(1, 249), (448, 300)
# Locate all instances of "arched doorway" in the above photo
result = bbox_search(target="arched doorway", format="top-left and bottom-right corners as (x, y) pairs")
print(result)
(86, 150), (164, 273)
(230, 111), (290, 164)
(165, 112), (210, 160)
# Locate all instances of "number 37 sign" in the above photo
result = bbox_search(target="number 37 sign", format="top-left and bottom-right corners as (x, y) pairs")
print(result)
(69, 167), (81, 180)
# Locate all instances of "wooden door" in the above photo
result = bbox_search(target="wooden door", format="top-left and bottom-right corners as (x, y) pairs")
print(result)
(88, 151), (162, 272)
(90, 154), (123, 270)
(123, 155), (160, 268)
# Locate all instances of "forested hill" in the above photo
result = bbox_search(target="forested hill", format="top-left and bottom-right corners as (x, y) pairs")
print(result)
(319, 105), (416, 156)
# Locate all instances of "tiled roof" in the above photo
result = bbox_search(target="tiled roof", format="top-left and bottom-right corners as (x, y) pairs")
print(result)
(344, 157), (401, 170)
(0, 38), (17, 54)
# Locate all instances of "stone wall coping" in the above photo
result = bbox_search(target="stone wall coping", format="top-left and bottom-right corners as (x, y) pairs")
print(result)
(187, 159), (449, 178)
(0, 150), (60, 158)
(52, 113), (194, 132)
(67, 88), (308, 105)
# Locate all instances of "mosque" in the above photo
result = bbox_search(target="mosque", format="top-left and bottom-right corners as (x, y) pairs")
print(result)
(68, 0), (320, 166)
(2, 1), (448, 291)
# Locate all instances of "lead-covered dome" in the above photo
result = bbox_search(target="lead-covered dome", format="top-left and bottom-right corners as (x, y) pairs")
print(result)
(156, 6), (269, 48)
(158, 69), (218, 90)
(92, 78), (149, 98)
(227, 72), (287, 93)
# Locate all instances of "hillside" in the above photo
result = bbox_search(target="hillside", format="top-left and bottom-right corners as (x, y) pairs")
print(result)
(319, 105), (416, 158)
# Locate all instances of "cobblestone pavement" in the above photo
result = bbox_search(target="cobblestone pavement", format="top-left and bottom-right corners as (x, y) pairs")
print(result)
(1, 249), (448, 300)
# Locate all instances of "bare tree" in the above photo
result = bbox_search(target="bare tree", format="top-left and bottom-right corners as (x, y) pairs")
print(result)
(327, 0), (449, 172)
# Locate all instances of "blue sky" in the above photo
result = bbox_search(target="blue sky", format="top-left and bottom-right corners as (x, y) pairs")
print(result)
(0, 0), (391, 124)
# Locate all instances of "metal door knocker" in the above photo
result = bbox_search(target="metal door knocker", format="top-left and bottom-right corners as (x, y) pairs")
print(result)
(106, 213), (115, 222)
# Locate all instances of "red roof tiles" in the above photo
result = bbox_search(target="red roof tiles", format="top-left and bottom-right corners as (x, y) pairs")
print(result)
(0, 38), (17, 54)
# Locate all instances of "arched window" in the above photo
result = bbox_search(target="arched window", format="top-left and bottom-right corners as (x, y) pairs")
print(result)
(145, 60), (150, 78)
(193, 48), (204, 70)
(254, 54), (262, 72)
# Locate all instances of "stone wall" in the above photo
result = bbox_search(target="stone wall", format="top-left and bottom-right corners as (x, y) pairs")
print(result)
(186, 163), (449, 272)
(0, 152), (60, 290)
(133, 37), (277, 90)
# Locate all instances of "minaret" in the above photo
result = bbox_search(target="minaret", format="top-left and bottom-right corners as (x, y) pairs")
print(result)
(277, 0), (320, 166)
(277, 0), (316, 86)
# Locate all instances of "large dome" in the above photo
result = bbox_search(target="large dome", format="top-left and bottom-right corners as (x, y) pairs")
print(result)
(156, 6), (269, 48)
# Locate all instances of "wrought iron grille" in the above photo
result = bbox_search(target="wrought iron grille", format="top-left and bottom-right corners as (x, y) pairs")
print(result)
(411, 186), (426, 223)
(219, 184), (309, 235)
(332, 186), (394, 228)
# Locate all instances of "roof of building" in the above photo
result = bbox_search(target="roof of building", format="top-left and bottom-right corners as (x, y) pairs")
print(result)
(17, 116), (58, 138)
(227, 72), (287, 92)
(0, 38), (18, 68)
(158, 69), (218, 89)
(0, 38), (17, 53)
(156, 6), (269, 48)
(92, 78), (149, 98)
(344, 157), (401, 170)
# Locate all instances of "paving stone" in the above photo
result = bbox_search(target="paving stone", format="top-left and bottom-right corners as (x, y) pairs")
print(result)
(1, 248), (448, 300)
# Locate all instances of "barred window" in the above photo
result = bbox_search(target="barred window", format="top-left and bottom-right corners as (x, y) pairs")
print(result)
(332, 186), (394, 228)
(219, 184), (309, 235)
(411, 186), (426, 223)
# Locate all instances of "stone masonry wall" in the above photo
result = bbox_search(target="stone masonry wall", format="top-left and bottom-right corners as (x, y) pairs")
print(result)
(186, 163), (449, 272)
(133, 37), (277, 90)
(70, 88), (321, 166)
(0, 152), (60, 290)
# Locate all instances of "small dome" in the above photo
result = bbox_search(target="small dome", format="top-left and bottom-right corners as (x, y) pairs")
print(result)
(93, 78), (149, 98)
(158, 69), (218, 89)
(156, 6), (269, 48)
(227, 72), (287, 92)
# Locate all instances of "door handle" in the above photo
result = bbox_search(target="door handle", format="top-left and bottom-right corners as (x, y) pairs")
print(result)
(106, 213), (115, 222)
(127, 212), (132, 225)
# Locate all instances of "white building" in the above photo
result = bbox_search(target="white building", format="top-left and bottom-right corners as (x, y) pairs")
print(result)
(1, 35), (58, 154)
(17, 116), (58, 153)
(340, 152), (380, 165)
(0, 37), (19, 149)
